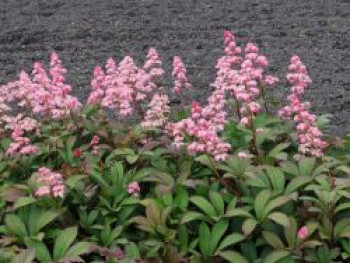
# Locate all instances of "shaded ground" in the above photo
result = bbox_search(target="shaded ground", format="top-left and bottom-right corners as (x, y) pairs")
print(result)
(0, 0), (349, 134)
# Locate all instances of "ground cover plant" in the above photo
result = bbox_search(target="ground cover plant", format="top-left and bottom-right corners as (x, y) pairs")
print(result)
(0, 30), (350, 262)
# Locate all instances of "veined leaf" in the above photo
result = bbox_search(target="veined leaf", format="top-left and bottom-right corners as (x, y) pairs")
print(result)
(210, 220), (228, 254)
(254, 190), (271, 220)
(264, 196), (291, 216)
(217, 233), (245, 252)
(65, 242), (91, 257)
(199, 222), (211, 257)
(266, 167), (285, 191)
(13, 197), (37, 210)
(263, 250), (291, 263)
(268, 143), (290, 160)
(181, 212), (211, 224)
(24, 238), (52, 262)
(299, 157), (316, 176)
(209, 191), (225, 216)
(190, 196), (217, 218)
(267, 212), (290, 227)
(242, 218), (257, 236)
(225, 208), (252, 219)
(10, 248), (35, 263)
(5, 214), (28, 237)
(285, 176), (312, 195)
(32, 211), (58, 236)
(195, 155), (216, 172)
(262, 231), (285, 249)
(53, 226), (78, 260)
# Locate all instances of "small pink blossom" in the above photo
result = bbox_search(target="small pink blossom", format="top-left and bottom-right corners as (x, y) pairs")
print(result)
(237, 152), (247, 158)
(297, 226), (308, 239)
(128, 182), (140, 196)
(256, 128), (264, 134)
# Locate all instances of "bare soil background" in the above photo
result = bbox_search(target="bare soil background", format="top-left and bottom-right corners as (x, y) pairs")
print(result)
(0, 0), (349, 134)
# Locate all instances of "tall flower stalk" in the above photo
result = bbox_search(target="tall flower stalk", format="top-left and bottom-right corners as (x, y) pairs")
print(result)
(279, 55), (327, 157)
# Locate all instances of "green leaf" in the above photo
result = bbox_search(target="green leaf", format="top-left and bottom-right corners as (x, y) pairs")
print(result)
(190, 196), (217, 218)
(195, 155), (216, 172)
(225, 208), (252, 219)
(11, 248), (35, 263)
(65, 242), (91, 257)
(210, 220), (228, 254)
(32, 211), (58, 235)
(125, 242), (141, 259)
(53, 227), (78, 260)
(264, 196), (291, 216)
(335, 203), (350, 214)
(24, 238), (52, 263)
(209, 191), (225, 216)
(90, 170), (109, 189)
(5, 214), (28, 237)
(217, 233), (245, 252)
(13, 197), (37, 210)
(199, 222), (211, 257)
(284, 218), (297, 248)
(299, 157), (316, 176)
(66, 175), (86, 189)
(285, 176), (312, 195)
(174, 187), (189, 210)
(267, 212), (290, 227)
(178, 225), (189, 252)
(268, 143), (290, 160)
(281, 161), (299, 177)
(263, 250), (291, 263)
(262, 231), (285, 249)
(266, 167), (285, 191)
(219, 251), (249, 263)
(126, 154), (139, 164)
(254, 190), (271, 220)
(242, 218), (257, 236)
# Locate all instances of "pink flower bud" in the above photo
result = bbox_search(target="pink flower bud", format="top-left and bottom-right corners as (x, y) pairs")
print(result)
(237, 152), (247, 158)
(297, 226), (308, 239)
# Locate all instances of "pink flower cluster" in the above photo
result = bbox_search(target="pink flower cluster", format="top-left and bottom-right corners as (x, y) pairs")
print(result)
(141, 93), (170, 129)
(88, 48), (164, 118)
(128, 182), (140, 196)
(166, 89), (231, 162)
(279, 56), (327, 157)
(5, 52), (80, 119)
(4, 115), (39, 155)
(35, 167), (65, 198)
(166, 31), (280, 161)
(172, 56), (191, 96)
(214, 31), (279, 127)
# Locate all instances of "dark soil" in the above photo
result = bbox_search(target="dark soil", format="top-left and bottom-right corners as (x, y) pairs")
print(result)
(0, 0), (349, 134)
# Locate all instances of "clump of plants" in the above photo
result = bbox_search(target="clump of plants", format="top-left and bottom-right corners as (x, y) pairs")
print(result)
(0, 30), (350, 263)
